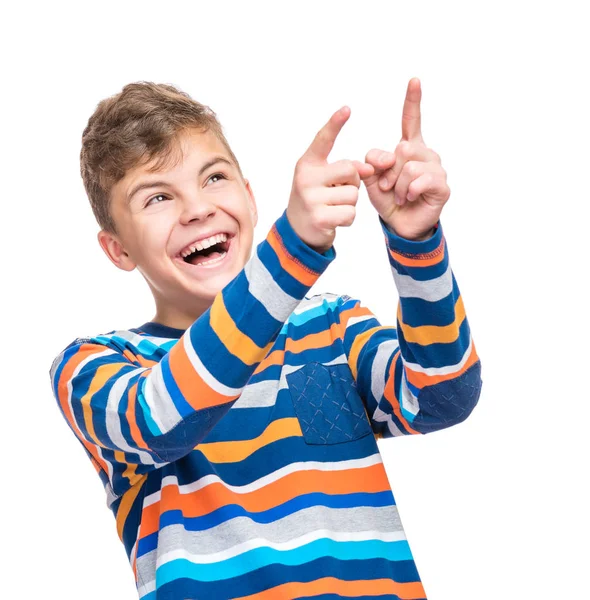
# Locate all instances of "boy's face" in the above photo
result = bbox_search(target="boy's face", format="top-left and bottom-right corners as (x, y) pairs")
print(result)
(99, 128), (258, 329)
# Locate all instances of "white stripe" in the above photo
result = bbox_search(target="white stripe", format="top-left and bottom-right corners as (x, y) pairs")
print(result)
(143, 453), (383, 507)
(404, 335), (473, 376)
(400, 370), (420, 417)
(156, 528), (407, 567)
(346, 314), (375, 328)
(182, 330), (243, 396)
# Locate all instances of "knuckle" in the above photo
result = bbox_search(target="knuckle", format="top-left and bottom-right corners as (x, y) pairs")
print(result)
(397, 140), (412, 158)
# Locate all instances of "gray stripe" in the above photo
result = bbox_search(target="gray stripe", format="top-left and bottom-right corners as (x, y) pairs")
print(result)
(245, 252), (300, 322)
(371, 339), (399, 403)
(233, 379), (280, 408)
(136, 504), (402, 579)
(390, 261), (453, 302)
(373, 405), (405, 437)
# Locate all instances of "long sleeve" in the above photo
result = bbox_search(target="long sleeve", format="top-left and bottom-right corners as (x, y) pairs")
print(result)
(49, 210), (334, 495)
(337, 218), (482, 438)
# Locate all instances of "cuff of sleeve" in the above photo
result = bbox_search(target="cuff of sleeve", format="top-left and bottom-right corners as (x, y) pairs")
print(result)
(274, 209), (336, 273)
(379, 216), (443, 255)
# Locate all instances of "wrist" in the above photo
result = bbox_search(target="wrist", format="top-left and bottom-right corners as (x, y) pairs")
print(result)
(383, 220), (436, 242)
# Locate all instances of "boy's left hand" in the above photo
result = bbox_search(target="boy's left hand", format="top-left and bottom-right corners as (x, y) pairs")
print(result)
(360, 78), (450, 241)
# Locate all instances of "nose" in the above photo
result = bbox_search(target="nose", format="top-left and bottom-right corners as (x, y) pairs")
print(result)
(179, 193), (217, 225)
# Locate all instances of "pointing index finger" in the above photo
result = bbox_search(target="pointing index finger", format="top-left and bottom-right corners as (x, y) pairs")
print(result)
(401, 78), (423, 142)
(302, 106), (351, 163)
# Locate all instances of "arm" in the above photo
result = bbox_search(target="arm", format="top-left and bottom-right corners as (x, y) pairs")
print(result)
(338, 218), (482, 438)
(49, 211), (334, 492)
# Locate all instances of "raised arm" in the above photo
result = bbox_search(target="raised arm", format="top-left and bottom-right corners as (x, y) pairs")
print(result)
(345, 77), (482, 437)
(338, 219), (482, 437)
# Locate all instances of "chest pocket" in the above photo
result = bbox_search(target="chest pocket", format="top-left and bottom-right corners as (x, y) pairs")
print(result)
(286, 361), (372, 445)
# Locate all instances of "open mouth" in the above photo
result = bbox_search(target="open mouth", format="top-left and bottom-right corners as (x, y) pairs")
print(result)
(180, 234), (233, 267)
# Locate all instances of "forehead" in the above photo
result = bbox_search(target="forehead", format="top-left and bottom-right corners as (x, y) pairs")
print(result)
(111, 128), (232, 205)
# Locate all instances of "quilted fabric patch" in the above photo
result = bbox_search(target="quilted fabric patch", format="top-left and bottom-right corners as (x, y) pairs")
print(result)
(286, 362), (372, 445)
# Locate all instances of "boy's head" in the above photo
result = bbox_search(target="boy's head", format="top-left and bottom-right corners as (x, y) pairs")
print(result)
(80, 82), (258, 329)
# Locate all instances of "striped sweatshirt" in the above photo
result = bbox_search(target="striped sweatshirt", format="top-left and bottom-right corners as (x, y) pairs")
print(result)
(50, 209), (482, 600)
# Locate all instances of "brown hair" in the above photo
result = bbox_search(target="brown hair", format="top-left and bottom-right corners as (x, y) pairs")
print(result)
(80, 81), (243, 234)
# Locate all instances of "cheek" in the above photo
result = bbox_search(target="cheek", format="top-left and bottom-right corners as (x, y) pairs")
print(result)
(136, 220), (173, 263)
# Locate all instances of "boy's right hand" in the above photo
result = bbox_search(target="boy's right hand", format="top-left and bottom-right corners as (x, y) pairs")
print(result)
(286, 107), (374, 254)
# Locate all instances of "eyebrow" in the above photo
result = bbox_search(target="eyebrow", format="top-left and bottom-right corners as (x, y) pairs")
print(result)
(126, 156), (235, 204)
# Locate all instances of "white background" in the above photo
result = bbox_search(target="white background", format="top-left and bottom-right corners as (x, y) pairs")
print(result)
(3, 1), (589, 598)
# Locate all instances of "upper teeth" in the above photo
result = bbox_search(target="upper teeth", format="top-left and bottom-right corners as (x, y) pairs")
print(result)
(181, 233), (228, 258)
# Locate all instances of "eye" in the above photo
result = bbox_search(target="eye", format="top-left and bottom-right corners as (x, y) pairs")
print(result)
(145, 193), (169, 207)
(207, 172), (227, 185)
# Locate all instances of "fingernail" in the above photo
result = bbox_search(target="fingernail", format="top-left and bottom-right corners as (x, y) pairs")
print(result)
(379, 152), (392, 164)
(395, 195), (403, 205)
(380, 177), (388, 189)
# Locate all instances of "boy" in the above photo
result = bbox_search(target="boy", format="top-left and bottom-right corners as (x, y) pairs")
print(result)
(50, 78), (482, 599)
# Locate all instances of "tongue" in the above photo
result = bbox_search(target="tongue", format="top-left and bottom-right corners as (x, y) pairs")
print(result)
(188, 250), (224, 266)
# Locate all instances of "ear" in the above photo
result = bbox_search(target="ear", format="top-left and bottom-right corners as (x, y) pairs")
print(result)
(97, 230), (136, 272)
(243, 178), (258, 227)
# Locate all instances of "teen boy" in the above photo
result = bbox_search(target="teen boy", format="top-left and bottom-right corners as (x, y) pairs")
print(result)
(50, 78), (482, 599)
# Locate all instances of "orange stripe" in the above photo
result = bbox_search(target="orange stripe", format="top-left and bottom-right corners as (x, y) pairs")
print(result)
(398, 295), (466, 346)
(233, 576), (426, 600)
(198, 417), (302, 463)
(81, 362), (127, 445)
(253, 347), (285, 374)
(384, 353), (420, 435)
(139, 462), (390, 538)
(167, 336), (238, 411)
(285, 322), (340, 355)
(388, 235), (445, 268)
(210, 293), (274, 366)
(339, 304), (374, 330)
(56, 344), (113, 474)
(405, 341), (479, 389)
(115, 476), (147, 541)
(125, 379), (151, 452)
(56, 344), (103, 431)
(348, 326), (395, 380)
(267, 225), (318, 287)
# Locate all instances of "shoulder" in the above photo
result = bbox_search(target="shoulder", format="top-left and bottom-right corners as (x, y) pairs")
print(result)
(49, 327), (142, 373)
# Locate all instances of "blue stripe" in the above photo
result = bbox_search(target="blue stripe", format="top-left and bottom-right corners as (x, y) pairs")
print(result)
(159, 352), (197, 418)
(281, 298), (340, 332)
(156, 538), (413, 584)
(141, 556), (422, 599)
(136, 389), (163, 436)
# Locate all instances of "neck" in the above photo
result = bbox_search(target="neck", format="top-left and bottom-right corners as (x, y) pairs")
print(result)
(152, 300), (211, 331)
